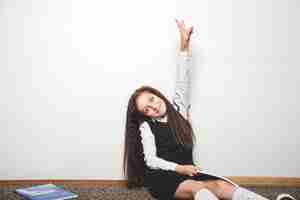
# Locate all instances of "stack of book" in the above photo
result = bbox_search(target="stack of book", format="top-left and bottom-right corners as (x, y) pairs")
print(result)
(15, 183), (78, 200)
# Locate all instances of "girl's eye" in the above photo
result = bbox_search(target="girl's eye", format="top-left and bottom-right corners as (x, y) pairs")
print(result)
(149, 96), (154, 102)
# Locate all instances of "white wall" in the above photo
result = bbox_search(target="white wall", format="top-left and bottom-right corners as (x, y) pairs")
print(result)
(0, 0), (299, 179)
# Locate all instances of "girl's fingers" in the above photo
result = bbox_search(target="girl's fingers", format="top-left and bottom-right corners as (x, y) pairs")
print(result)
(175, 18), (179, 27)
(192, 171), (198, 176)
(175, 19), (192, 33)
(175, 19), (182, 28)
(175, 19), (193, 45)
(175, 18), (179, 24)
(188, 27), (193, 35)
(181, 20), (185, 28)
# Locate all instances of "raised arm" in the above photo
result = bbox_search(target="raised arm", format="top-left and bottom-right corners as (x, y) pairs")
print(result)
(172, 19), (193, 120)
(139, 20), (198, 176)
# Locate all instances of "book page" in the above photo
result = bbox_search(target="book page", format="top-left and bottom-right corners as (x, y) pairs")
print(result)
(197, 169), (239, 187)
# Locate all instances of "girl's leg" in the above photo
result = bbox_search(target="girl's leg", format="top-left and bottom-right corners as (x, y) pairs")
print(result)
(216, 181), (296, 200)
(175, 179), (297, 200)
(174, 180), (222, 200)
(174, 179), (235, 200)
(204, 179), (273, 200)
(194, 188), (220, 200)
(174, 180), (206, 199)
(232, 187), (270, 200)
(204, 179), (237, 200)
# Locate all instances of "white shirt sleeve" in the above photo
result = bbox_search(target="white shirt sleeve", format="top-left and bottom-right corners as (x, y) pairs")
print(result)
(172, 51), (192, 121)
(140, 122), (178, 171)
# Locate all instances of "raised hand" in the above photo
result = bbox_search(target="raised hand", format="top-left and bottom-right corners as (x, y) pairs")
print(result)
(175, 19), (194, 51)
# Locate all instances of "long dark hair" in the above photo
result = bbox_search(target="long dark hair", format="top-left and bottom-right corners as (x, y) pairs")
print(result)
(123, 86), (194, 188)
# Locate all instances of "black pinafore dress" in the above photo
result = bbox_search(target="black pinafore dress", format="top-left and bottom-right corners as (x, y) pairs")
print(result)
(143, 120), (221, 200)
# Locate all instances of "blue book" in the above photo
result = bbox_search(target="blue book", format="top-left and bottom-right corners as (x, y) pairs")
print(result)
(15, 183), (78, 200)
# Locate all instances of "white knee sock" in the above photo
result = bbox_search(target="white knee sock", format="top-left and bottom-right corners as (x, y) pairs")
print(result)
(276, 193), (296, 200)
(194, 188), (219, 200)
(232, 187), (270, 200)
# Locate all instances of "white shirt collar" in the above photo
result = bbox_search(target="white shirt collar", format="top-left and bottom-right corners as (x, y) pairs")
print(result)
(152, 115), (168, 123)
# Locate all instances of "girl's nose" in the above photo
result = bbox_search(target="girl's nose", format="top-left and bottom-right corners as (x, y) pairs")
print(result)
(150, 105), (159, 112)
(149, 102), (156, 108)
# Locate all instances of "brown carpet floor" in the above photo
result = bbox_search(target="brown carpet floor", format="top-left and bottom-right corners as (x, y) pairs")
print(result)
(1, 184), (299, 200)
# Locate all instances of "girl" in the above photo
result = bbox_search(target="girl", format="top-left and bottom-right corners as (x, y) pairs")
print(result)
(123, 20), (296, 200)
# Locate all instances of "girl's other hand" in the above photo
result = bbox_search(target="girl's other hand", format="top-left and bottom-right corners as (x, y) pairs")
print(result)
(175, 165), (200, 176)
(175, 19), (194, 51)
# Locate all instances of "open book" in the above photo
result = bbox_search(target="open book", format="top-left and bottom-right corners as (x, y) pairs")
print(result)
(197, 169), (239, 187)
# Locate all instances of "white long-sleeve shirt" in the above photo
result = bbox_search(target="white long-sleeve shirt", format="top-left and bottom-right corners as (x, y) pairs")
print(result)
(140, 51), (192, 171)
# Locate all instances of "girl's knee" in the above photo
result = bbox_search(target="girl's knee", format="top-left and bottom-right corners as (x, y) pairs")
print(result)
(215, 180), (236, 192)
(183, 180), (205, 193)
(175, 180), (205, 199)
(211, 180), (237, 200)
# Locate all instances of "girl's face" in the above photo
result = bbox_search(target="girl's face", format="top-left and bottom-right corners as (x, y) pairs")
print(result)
(136, 91), (167, 118)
